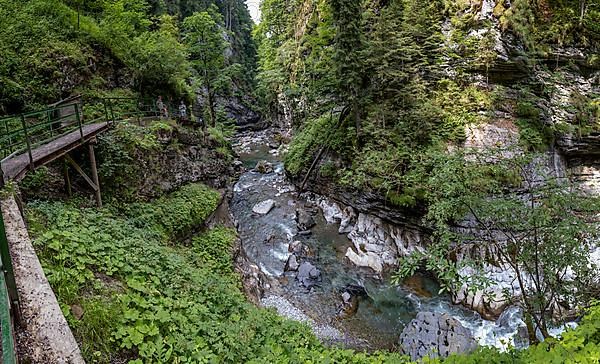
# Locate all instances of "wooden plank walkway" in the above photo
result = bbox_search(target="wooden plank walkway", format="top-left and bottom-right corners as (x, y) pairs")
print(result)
(1, 122), (109, 182)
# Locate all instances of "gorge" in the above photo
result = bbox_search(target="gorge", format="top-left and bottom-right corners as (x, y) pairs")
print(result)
(0, 0), (599, 363)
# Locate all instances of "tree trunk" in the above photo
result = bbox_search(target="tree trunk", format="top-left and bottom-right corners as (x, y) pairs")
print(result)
(524, 314), (540, 345)
(207, 89), (216, 127)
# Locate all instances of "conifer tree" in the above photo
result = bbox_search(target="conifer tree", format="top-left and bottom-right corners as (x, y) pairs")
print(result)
(330, 0), (365, 141)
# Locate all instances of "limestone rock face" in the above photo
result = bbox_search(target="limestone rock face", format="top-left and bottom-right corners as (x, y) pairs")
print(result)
(345, 213), (425, 274)
(399, 312), (477, 360)
(452, 265), (521, 319)
(311, 195), (425, 274)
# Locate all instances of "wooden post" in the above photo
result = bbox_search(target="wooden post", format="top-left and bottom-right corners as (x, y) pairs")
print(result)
(62, 158), (72, 197)
(88, 141), (102, 208)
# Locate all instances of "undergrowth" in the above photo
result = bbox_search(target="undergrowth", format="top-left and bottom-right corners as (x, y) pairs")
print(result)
(27, 183), (408, 363)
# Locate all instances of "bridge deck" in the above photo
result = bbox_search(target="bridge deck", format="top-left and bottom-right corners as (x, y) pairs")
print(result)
(1, 122), (109, 182)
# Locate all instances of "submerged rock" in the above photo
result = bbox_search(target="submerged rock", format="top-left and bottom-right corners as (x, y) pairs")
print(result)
(399, 312), (477, 360)
(288, 240), (313, 257)
(252, 199), (275, 214)
(296, 208), (316, 230)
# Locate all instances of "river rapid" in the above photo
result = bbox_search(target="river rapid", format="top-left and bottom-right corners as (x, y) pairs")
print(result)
(230, 130), (528, 352)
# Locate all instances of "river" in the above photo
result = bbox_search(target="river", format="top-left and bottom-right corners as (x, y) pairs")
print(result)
(230, 130), (527, 352)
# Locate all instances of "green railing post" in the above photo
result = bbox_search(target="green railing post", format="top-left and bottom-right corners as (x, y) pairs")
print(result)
(0, 211), (18, 308)
(3, 119), (10, 159)
(47, 110), (53, 138)
(0, 272), (16, 364)
(20, 115), (34, 170)
(103, 100), (110, 124)
(75, 104), (84, 142)
(108, 101), (115, 124)
(0, 209), (18, 364)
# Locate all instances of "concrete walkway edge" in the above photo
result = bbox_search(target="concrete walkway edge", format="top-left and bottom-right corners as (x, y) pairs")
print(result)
(1, 196), (84, 364)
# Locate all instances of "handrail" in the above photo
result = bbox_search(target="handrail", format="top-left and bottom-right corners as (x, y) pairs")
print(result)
(0, 97), (159, 162)
(0, 206), (18, 364)
(0, 95), (166, 361)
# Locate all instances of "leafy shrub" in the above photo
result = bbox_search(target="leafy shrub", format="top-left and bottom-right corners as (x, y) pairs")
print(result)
(125, 183), (221, 239)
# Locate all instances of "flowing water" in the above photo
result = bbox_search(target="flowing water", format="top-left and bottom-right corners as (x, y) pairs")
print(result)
(230, 133), (527, 351)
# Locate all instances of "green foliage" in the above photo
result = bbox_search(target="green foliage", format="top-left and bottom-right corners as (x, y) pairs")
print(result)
(394, 148), (600, 342)
(514, 99), (554, 151)
(0, 0), (256, 114)
(184, 7), (243, 127)
(125, 183), (221, 239)
(28, 184), (413, 363)
(20, 166), (50, 191)
(284, 113), (349, 175)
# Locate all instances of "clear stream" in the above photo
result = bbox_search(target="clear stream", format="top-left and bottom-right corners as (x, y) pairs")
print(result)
(230, 137), (525, 351)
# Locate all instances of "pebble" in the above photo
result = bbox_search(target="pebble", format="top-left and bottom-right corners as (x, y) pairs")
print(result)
(261, 295), (344, 341)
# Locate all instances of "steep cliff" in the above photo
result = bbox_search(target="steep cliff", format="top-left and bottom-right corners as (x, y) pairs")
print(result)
(256, 0), (600, 320)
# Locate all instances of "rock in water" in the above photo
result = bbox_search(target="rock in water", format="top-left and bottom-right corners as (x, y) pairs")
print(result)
(399, 311), (477, 360)
(255, 160), (273, 174)
(296, 208), (316, 231)
(296, 262), (321, 288)
(285, 254), (300, 272)
(253, 199), (275, 215)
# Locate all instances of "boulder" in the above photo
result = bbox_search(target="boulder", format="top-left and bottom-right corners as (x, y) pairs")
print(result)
(288, 240), (313, 257)
(296, 208), (316, 230)
(399, 312), (477, 360)
(253, 199), (275, 215)
(345, 248), (384, 273)
(255, 160), (273, 174)
(285, 254), (300, 272)
(296, 262), (321, 288)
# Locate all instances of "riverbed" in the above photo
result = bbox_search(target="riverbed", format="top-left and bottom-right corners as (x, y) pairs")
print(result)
(230, 130), (527, 351)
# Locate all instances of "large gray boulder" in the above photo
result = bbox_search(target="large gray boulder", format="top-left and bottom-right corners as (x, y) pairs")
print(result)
(399, 312), (477, 360)
(252, 199), (275, 215)
(296, 262), (321, 288)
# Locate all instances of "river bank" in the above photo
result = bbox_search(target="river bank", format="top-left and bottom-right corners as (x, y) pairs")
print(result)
(229, 129), (532, 353)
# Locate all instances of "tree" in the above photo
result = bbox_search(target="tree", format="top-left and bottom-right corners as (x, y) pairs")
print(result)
(127, 15), (190, 95)
(476, 24), (497, 86)
(394, 149), (600, 343)
(330, 0), (364, 142)
(184, 7), (228, 128)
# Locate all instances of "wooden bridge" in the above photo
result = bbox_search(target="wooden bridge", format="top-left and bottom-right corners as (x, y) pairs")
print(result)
(0, 96), (163, 206)
(0, 96), (163, 363)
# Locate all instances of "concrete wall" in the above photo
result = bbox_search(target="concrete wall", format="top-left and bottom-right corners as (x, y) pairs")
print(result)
(1, 196), (84, 364)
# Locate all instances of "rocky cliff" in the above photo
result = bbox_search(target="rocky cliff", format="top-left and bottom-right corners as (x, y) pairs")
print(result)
(285, 1), (600, 320)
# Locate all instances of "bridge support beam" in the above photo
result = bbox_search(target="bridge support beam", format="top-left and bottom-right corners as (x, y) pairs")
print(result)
(62, 159), (72, 197)
(64, 146), (102, 208)
(88, 141), (102, 208)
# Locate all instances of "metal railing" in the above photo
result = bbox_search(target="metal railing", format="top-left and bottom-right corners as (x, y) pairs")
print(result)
(0, 97), (163, 166)
(0, 96), (164, 361)
(0, 209), (18, 364)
